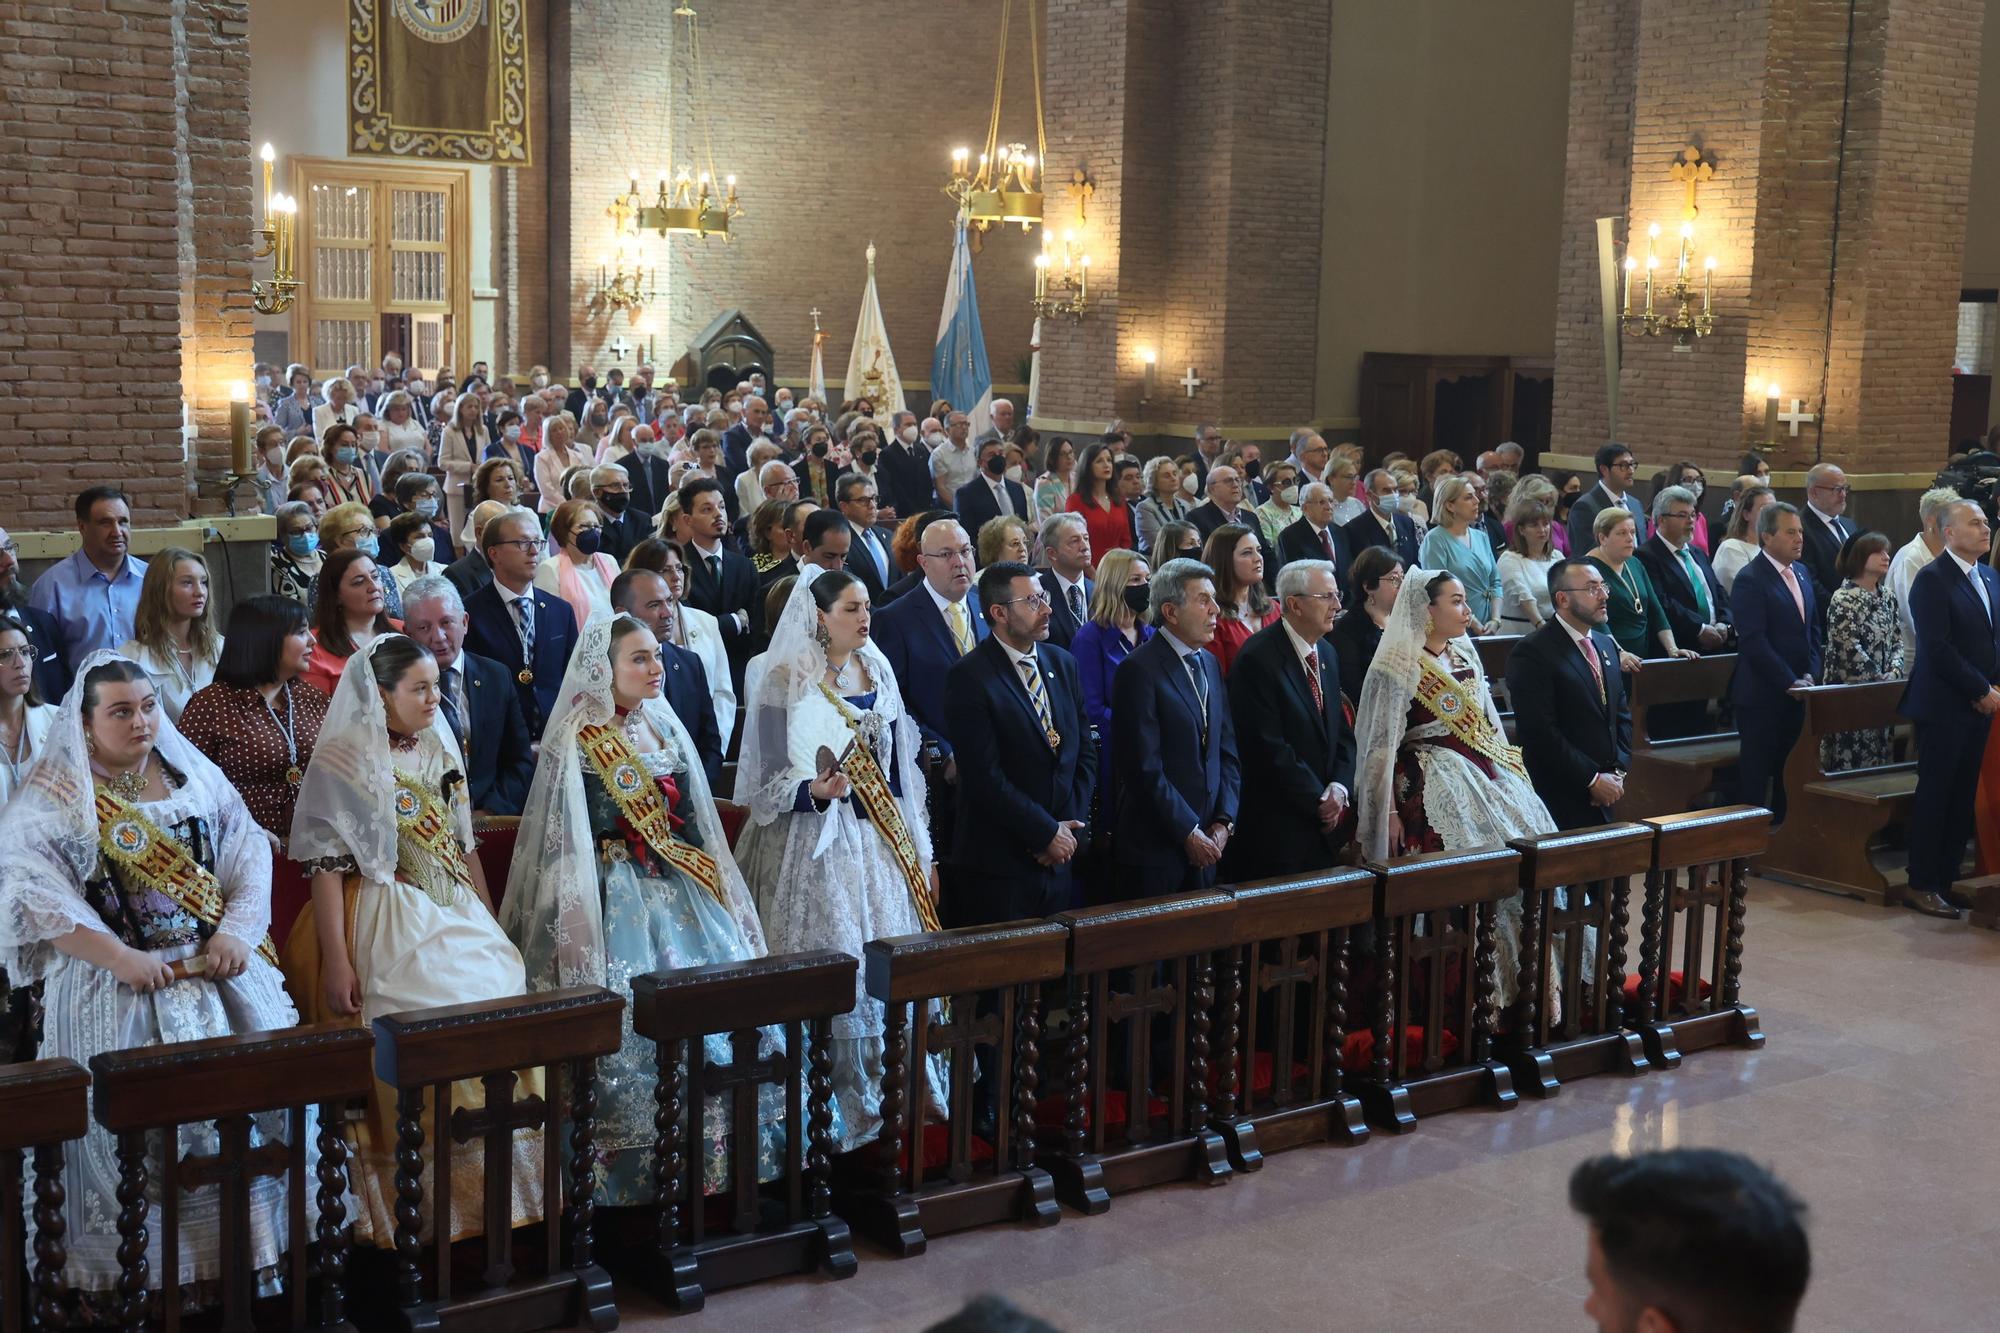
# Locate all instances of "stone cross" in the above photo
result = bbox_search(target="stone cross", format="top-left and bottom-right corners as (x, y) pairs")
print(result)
(1778, 398), (1815, 437)
(1180, 367), (1203, 398)
(608, 335), (632, 362)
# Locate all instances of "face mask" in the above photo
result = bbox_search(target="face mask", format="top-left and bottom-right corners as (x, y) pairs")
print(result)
(777, 399), (793, 414)
(925, 432), (947, 449)
(860, 448), (879, 467)
(899, 425), (919, 445)
(1123, 586), (1151, 616)
(1688, 482), (1705, 501)
(1278, 485), (1299, 505)
(582, 375), (598, 390)
(1244, 460), (1262, 480)
(264, 451), (284, 473)
(1005, 465), (1024, 485)
(412, 497), (439, 520)
(984, 454), (1008, 478)
(504, 423), (521, 443)
(812, 442), (829, 459)
(333, 446), (358, 467)
(572, 528), (603, 556)
(407, 538), (436, 565)
(1180, 473), (1199, 496)
(1379, 493), (1403, 514)
(256, 374), (273, 391)
(599, 492), (631, 515)
(353, 533), (379, 558)
(285, 532), (318, 558)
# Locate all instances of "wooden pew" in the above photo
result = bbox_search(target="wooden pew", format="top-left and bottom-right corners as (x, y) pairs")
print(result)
(1476, 635), (1523, 736)
(1635, 807), (1770, 1067)
(472, 815), (521, 913)
(1043, 891), (1236, 1211)
(88, 1023), (373, 1333)
(1213, 869), (1376, 1169)
(628, 951), (857, 1313)
(1359, 846), (1523, 1131)
(0, 1059), (89, 1333)
(1502, 824), (1655, 1095)
(371, 987), (624, 1333)
(1758, 680), (1916, 905)
(842, 922), (1067, 1256)
(1621, 654), (1740, 820)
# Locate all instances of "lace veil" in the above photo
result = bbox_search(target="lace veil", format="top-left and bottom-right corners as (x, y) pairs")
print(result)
(498, 613), (764, 989)
(0, 649), (271, 982)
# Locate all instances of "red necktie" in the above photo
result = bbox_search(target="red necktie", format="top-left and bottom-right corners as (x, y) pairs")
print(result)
(1318, 527), (1334, 560)
(1579, 632), (1604, 704)
(1305, 649), (1325, 713)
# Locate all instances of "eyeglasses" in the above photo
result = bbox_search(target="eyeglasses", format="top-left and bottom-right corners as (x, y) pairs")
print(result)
(995, 591), (1052, 609)
(1291, 591), (1341, 604)
(1661, 510), (1695, 522)
(1814, 484), (1851, 495)
(0, 542), (17, 556)
(492, 538), (542, 553)
(920, 545), (976, 563)
(0, 647), (33, 666)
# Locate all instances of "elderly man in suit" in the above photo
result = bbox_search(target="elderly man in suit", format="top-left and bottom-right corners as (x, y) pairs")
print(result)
(609, 567), (724, 787)
(1729, 503), (1821, 830)
(462, 507), (579, 739)
(954, 438), (1031, 538)
(1038, 512), (1094, 651)
(1899, 499), (2000, 918)
(720, 395), (771, 487)
(401, 576), (537, 816)
(1798, 463), (1856, 631)
(1341, 468), (1422, 567)
(1565, 443), (1650, 555)
(1224, 559), (1355, 879)
(1278, 483), (1353, 598)
(1111, 558), (1241, 899)
(1636, 484), (1732, 738)
(1506, 559), (1631, 830)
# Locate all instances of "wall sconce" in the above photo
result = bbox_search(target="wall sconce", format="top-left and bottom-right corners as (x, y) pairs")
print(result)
(1138, 347), (1158, 403)
(251, 142), (298, 315)
(1033, 221), (1090, 322)
(1759, 379), (1814, 451)
(1618, 147), (1717, 350)
(594, 244), (655, 316)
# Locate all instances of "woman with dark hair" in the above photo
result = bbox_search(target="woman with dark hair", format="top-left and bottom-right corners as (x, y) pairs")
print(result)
(1032, 432), (1074, 528)
(1820, 531), (1903, 772)
(0, 615), (54, 806)
(1331, 546), (1405, 709)
(1151, 518), (1203, 571)
(270, 499), (322, 605)
(0, 653), (301, 1309)
(284, 634), (541, 1251)
(300, 548), (399, 696)
(1066, 440), (1136, 561)
(118, 545), (222, 721)
(320, 419), (374, 507)
(1663, 461), (1713, 554)
(1202, 522), (1278, 676)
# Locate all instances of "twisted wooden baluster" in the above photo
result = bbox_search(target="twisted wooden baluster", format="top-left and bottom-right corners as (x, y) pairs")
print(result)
(1324, 933), (1350, 1099)
(878, 1003), (908, 1196)
(568, 1057), (598, 1271)
(1012, 983), (1041, 1174)
(1636, 868), (1666, 1026)
(1186, 954), (1215, 1136)
(113, 1132), (149, 1333)
(392, 1088), (426, 1309)
(1515, 887), (1545, 1038)
(1472, 901), (1500, 1063)
(314, 1100), (351, 1328)
(1371, 927), (1397, 1089)
(32, 1143), (67, 1329)
(1608, 876), (1634, 1026)
(1215, 947), (1242, 1123)
(1723, 857), (1749, 1006)
(1064, 978), (1091, 1160)
(653, 1040), (685, 1255)
(807, 1019), (836, 1221)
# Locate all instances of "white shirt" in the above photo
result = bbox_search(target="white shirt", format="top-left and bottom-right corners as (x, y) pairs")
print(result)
(1806, 502), (1848, 538)
(0, 702), (56, 807)
(1887, 533), (1937, 666)
(118, 637), (220, 724)
(1279, 619), (1346, 802)
(924, 579), (972, 637)
(1946, 547), (1991, 621)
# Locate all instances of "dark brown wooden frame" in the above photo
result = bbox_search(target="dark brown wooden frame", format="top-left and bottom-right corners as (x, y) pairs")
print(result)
(1213, 869), (1377, 1169)
(1359, 847), (1524, 1131)
(1758, 681), (1916, 905)
(628, 951), (858, 1313)
(87, 1023), (374, 1333)
(0, 1058), (89, 1333)
(370, 987), (623, 1333)
(1622, 655), (1740, 820)
(1503, 824), (1655, 1094)
(1042, 892), (1236, 1210)
(1636, 807), (1769, 1067)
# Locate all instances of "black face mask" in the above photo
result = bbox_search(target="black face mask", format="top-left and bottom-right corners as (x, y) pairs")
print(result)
(984, 453), (1008, 477)
(860, 449), (879, 467)
(1122, 586), (1151, 615)
(582, 375), (598, 390)
(1244, 460), (1262, 480)
(598, 493), (631, 515)
(812, 442), (829, 459)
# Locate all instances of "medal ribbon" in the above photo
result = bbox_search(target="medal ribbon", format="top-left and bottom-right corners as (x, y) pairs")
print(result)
(389, 768), (472, 907)
(577, 723), (726, 909)
(1413, 652), (1529, 780)
(817, 684), (941, 932)
(94, 791), (281, 968)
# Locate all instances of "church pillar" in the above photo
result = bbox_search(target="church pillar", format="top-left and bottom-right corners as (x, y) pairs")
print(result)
(1552, 0), (1984, 481)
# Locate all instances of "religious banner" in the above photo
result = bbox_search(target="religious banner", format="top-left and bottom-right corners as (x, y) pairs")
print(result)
(845, 242), (906, 423)
(349, 0), (532, 166)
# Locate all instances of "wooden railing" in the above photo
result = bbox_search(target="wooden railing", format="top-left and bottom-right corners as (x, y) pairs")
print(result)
(0, 1059), (89, 1333)
(1635, 806), (1769, 1066)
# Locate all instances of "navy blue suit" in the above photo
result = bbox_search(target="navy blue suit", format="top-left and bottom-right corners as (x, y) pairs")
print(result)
(448, 650), (536, 817)
(942, 636), (1096, 924)
(1899, 554), (2000, 894)
(1038, 570), (1093, 652)
(461, 580), (579, 739)
(870, 584), (988, 760)
(953, 474), (1031, 542)
(660, 640), (724, 789)
(1110, 631), (1241, 898)
(1223, 621), (1355, 879)
(679, 542), (759, 689)
(1340, 507), (1421, 568)
(1729, 552), (1821, 825)
(10, 602), (70, 704)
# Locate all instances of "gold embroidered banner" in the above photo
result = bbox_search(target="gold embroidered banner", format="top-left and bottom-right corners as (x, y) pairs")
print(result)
(349, 0), (532, 166)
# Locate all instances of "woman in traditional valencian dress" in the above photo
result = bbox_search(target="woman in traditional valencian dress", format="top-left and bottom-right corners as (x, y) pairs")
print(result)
(283, 634), (543, 1249)
(1353, 570), (1560, 1007)
(502, 613), (796, 1205)
(0, 654), (303, 1315)
(736, 568), (948, 1150)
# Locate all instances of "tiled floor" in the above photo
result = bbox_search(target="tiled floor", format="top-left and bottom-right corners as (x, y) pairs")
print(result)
(612, 879), (2000, 1331)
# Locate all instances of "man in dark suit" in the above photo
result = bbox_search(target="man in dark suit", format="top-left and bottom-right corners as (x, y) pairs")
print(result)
(1899, 499), (2000, 918)
(720, 396), (770, 487)
(1340, 468), (1422, 567)
(620, 431), (678, 526)
(836, 473), (895, 604)
(1798, 463), (1857, 632)
(1038, 512), (1094, 651)
(401, 576), (536, 816)
(1635, 485), (1732, 739)
(953, 439), (1031, 541)
(1111, 558), (1240, 899)
(872, 518), (987, 767)
(877, 411), (934, 523)
(1277, 482), (1352, 598)
(1223, 559), (1355, 880)
(944, 561), (1096, 926)
(610, 568), (724, 787)
(461, 508), (579, 738)
(590, 466), (649, 565)
(1565, 443), (1650, 555)
(677, 476), (759, 690)
(1506, 560), (1631, 831)
(1729, 503), (1821, 830)
(442, 500), (507, 601)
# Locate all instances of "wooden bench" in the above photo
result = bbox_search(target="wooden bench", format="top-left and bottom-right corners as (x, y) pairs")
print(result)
(0, 1059), (89, 1333)
(471, 815), (521, 913)
(1958, 874), (2000, 930)
(1502, 824), (1654, 1094)
(1212, 869), (1376, 1169)
(1621, 654), (1739, 820)
(1759, 680), (1916, 905)
(842, 922), (1067, 1255)
(628, 951), (857, 1313)
(1476, 635), (1523, 736)
(371, 987), (624, 1333)
(1359, 846), (1523, 1131)
(1043, 891), (1237, 1211)
(1636, 807), (1769, 1067)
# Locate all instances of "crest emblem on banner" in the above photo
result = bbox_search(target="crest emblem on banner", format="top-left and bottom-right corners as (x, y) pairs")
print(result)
(395, 0), (483, 43)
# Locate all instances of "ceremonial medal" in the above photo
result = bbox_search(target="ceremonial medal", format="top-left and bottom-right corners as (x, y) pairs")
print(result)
(285, 765), (303, 785)
(517, 668), (535, 685)
(1045, 726), (1062, 749)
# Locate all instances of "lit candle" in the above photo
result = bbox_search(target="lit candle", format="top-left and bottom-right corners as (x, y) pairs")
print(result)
(1678, 222), (1692, 281)
(1646, 221), (1660, 263)
(1034, 253), (1048, 300)
(229, 380), (253, 476)
(1645, 255), (1657, 316)
(1703, 255), (1716, 313)
(1079, 254), (1089, 303)
(259, 142), (274, 222)
(1765, 381), (1780, 443)
(1622, 256), (1635, 315)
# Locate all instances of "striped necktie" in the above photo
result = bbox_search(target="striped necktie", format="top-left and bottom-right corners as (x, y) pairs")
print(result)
(1017, 655), (1058, 747)
(946, 598), (974, 654)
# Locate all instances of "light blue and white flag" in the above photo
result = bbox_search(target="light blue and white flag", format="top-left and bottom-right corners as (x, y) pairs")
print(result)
(931, 215), (993, 440)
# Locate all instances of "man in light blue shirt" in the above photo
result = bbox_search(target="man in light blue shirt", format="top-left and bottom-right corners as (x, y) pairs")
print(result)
(28, 486), (148, 662)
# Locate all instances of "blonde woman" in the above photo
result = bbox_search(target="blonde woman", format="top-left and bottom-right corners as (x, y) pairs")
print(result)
(977, 514), (1032, 568)
(117, 546), (222, 722)
(534, 498), (618, 628)
(312, 376), (360, 440)
(533, 413), (591, 514)
(435, 393), (489, 540)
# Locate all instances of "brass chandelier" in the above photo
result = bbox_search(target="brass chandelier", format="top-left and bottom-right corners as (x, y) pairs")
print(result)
(942, 0), (1046, 232)
(614, 3), (742, 243)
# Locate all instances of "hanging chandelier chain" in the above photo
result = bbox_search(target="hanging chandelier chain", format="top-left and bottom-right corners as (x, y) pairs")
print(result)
(981, 0), (1011, 182)
(1027, 0), (1046, 169)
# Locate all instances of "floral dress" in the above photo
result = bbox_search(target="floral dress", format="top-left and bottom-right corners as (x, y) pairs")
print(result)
(1820, 580), (1904, 772)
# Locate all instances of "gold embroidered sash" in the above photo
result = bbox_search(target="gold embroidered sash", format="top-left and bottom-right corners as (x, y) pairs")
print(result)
(818, 684), (941, 933)
(390, 769), (471, 908)
(1413, 652), (1529, 780)
(94, 792), (281, 968)
(577, 722), (727, 910)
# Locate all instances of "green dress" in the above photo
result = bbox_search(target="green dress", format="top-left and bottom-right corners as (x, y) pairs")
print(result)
(1589, 556), (1668, 658)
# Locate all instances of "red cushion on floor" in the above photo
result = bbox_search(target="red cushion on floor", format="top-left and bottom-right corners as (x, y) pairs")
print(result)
(918, 1122), (996, 1170)
(1033, 1089), (1170, 1136)
(1340, 1025), (1459, 1074)
(1620, 970), (1714, 1009)
(1246, 1051), (1311, 1098)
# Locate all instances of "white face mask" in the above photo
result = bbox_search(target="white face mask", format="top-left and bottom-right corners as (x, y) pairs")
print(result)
(1004, 465), (1024, 484)
(504, 423), (521, 442)
(407, 538), (436, 564)
(1180, 473), (1199, 496)
(1379, 492), (1403, 514)
(1688, 482), (1705, 501)
(1277, 485), (1299, 506)
(925, 432), (948, 449)
(899, 425), (919, 445)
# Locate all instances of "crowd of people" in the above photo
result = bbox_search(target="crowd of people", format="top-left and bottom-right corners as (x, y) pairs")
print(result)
(0, 347), (1973, 1314)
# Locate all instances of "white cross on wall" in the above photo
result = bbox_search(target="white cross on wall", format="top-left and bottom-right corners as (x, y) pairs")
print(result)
(1778, 399), (1815, 436)
(1180, 367), (1203, 397)
(608, 336), (632, 361)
